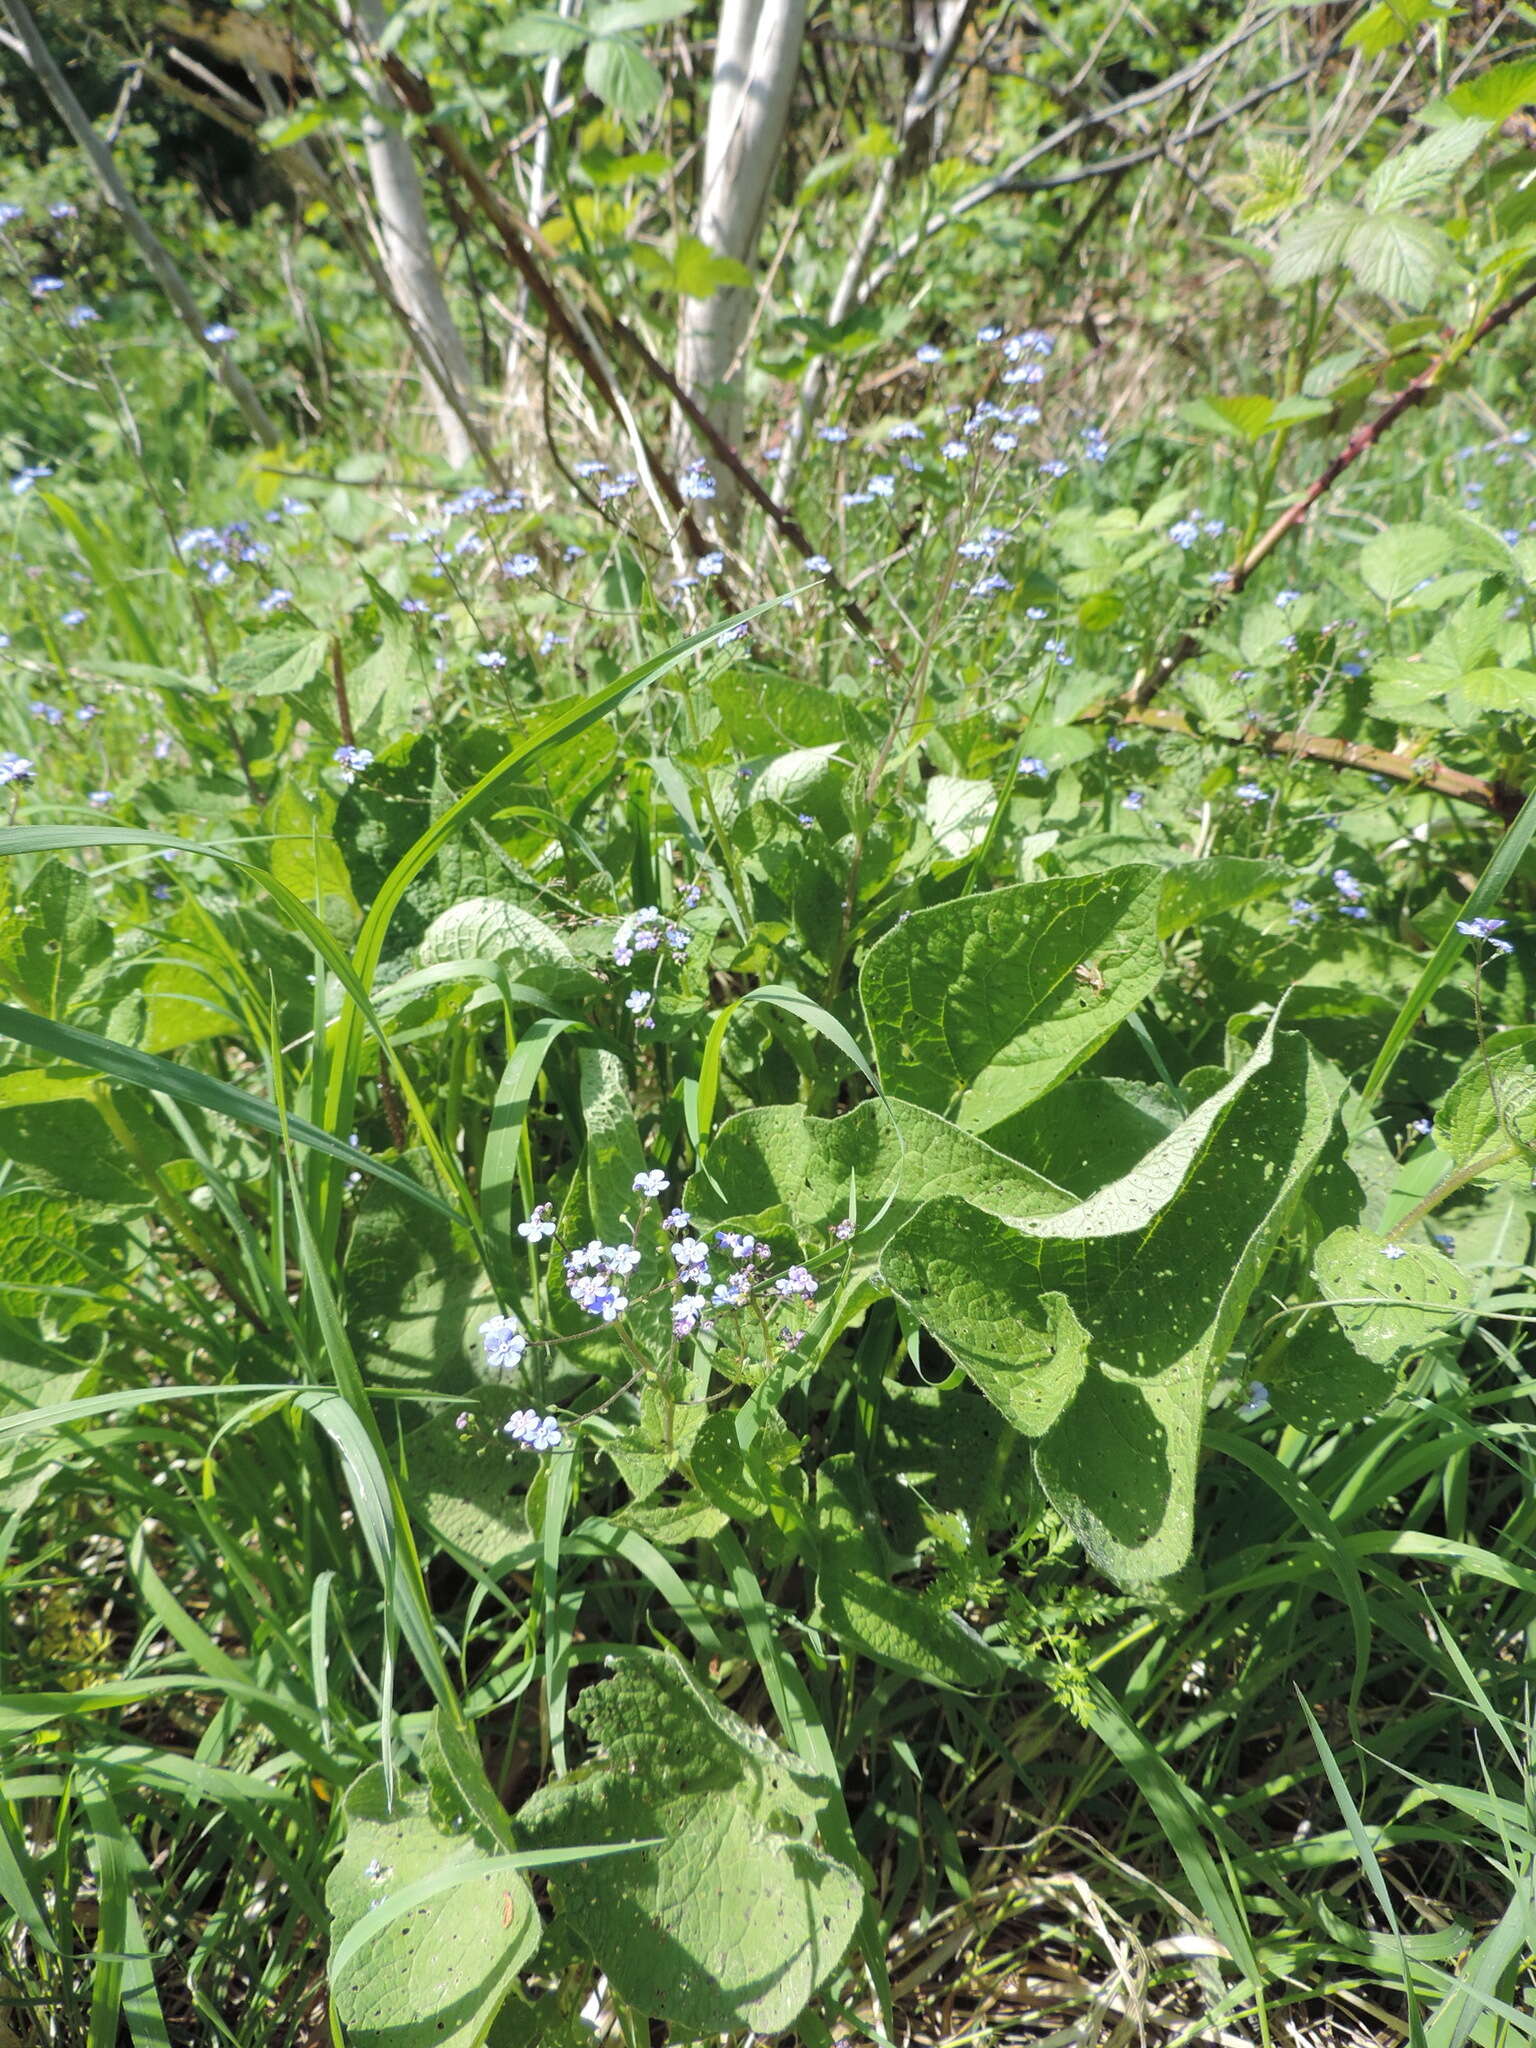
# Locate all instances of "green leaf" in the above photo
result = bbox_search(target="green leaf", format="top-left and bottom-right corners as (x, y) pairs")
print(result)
(512, 1653), (861, 2034)
(0, 1004), (461, 1224)
(220, 627), (331, 697)
(1314, 1226), (1468, 1365)
(1364, 119), (1486, 212)
(1178, 394), (1275, 441)
(585, 36), (663, 121)
(1270, 201), (1364, 289)
(416, 896), (594, 998)
(1445, 55), (1536, 123)
(925, 774), (995, 858)
(1345, 210), (1454, 305)
(0, 857), (112, 1016)
(882, 1020), (1341, 1583)
(590, 0), (695, 30)
(689, 1095), (1072, 1265)
(325, 1748), (539, 2048)
(490, 12), (588, 57)
(1360, 523), (1456, 608)
(670, 233), (752, 297)
(860, 866), (1163, 1132)
(1344, 0), (1458, 56)
(812, 1456), (1002, 1688)
(1435, 1027), (1536, 1183)
(1157, 855), (1298, 938)
(403, 1403), (535, 1571)
(982, 1077), (1182, 1198)
(1266, 1312), (1399, 1431)
(345, 1173), (492, 1391)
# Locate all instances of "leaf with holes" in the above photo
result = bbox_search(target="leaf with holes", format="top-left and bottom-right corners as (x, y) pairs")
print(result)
(511, 1652), (861, 2035)
(325, 1752), (539, 2048)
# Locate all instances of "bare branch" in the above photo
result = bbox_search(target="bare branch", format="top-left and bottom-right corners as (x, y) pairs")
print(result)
(1, 0), (282, 448)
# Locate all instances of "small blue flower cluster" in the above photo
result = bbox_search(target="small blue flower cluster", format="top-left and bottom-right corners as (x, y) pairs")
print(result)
(1456, 915), (1513, 956)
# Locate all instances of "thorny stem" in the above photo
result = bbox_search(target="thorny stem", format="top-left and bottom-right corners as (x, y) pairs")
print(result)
(1124, 275), (1536, 714)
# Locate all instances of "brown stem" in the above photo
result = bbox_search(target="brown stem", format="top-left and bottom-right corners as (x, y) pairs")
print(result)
(376, 52), (895, 659)
(378, 1051), (408, 1154)
(1118, 704), (1524, 818)
(1126, 274), (1536, 711)
(330, 636), (356, 749)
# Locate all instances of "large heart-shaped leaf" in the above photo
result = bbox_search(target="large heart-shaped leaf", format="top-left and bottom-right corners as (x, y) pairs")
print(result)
(859, 865), (1163, 1132)
(881, 1019), (1341, 1583)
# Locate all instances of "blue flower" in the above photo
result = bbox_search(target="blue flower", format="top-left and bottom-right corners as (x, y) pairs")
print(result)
(1122, 790), (1145, 811)
(517, 1203), (557, 1242)
(0, 754), (34, 787)
(633, 1169), (668, 1199)
(504, 1409), (562, 1452)
(480, 1312), (529, 1374)
(1457, 916), (1513, 954)
(333, 745), (373, 782)
(202, 321), (237, 344)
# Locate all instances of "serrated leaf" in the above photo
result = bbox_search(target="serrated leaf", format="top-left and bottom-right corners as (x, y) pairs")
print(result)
(670, 232), (752, 297)
(1344, 0), (1456, 56)
(1364, 119), (1486, 211)
(220, 627), (330, 697)
(813, 1455), (1002, 1687)
(1360, 522), (1455, 607)
(1271, 201), (1364, 289)
(860, 865), (1163, 1133)
(1348, 211), (1454, 304)
(585, 36), (663, 121)
(1180, 394), (1275, 440)
(1436, 1027), (1536, 1183)
(512, 1654), (860, 2034)
(1445, 55), (1536, 123)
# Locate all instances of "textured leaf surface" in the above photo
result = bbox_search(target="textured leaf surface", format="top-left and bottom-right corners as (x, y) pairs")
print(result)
(1157, 856), (1298, 938)
(512, 1653), (860, 2035)
(984, 1076), (1181, 1197)
(1266, 1315), (1399, 1432)
(690, 1096), (1071, 1263)
(1435, 1028), (1536, 1183)
(417, 897), (592, 997)
(326, 1749), (538, 2048)
(859, 865), (1163, 1131)
(882, 1022), (1341, 1582)
(1314, 1227), (1468, 1365)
